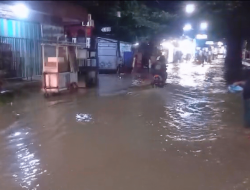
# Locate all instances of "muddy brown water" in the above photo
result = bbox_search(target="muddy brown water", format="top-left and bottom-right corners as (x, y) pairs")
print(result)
(0, 60), (250, 190)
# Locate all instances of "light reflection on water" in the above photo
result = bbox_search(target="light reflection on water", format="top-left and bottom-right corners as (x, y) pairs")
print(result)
(168, 62), (225, 92)
(0, 60), (250, 189)
(6, 121), (45, 189)
(162, 61), (227, 142)
(76, 113), (93, 122)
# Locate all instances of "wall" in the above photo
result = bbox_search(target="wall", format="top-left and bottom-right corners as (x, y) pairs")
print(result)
(64, 25), (86, 38)
(0, 18), (42, 78)
(42, 24), (64, 41)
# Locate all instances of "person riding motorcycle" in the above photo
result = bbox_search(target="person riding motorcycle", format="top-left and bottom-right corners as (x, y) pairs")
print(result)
(151, 52), (167, 83)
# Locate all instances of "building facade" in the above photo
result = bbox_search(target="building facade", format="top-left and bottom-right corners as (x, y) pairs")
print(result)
(0, 1), (94, 79)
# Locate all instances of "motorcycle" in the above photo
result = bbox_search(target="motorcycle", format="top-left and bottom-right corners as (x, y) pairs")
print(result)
(152, 74), (165, 88)
(151, 61), (167, 88)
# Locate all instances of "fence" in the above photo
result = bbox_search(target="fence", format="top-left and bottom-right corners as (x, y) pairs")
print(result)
(0, 36), (42, 79)
(0, 36), (96, 79)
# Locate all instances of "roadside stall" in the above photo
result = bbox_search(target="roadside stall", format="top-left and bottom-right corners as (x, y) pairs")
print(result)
(41, 42), (81, 97)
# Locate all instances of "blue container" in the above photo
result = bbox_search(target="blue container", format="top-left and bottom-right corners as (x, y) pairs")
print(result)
(228, 85), (243, 93)
(123, 52), (133, 67)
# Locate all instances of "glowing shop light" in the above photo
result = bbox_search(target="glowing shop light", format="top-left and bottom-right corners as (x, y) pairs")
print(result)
(183, 24), (192, 31)
(200, 22), (208, 30)
(217, 42), (223, 46)
(205, 41), (214, 45)
(196, 34), (207, 39)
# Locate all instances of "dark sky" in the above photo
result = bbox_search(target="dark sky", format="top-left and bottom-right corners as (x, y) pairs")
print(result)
(144, 1), (187, 14)
(145, 1), (176, 9)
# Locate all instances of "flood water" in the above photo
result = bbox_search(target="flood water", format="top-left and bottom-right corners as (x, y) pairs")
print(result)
(1, 60), (250, 190)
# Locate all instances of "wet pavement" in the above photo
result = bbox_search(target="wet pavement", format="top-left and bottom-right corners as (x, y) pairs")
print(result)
(1, 59), (250, 190)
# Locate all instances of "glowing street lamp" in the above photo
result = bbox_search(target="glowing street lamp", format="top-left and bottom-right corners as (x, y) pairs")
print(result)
(183, 24), (192, 31)
(185, 4), (195, 14)
(11, 3), (29, 19)
(200, 22), (208, 30)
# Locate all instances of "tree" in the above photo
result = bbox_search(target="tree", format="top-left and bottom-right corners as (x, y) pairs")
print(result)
(195, 1), (250, 70)
(107, 1), (177, 43)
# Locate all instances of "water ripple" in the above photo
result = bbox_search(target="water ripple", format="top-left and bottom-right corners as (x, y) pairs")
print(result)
(76, 113), (93, 123)
(161, 62), (228, 142)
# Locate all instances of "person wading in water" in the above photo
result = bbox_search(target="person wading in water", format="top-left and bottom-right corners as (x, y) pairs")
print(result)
(132, 49), (142, 77)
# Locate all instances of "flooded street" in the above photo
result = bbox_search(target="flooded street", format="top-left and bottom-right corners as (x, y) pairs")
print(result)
(1, 60), (250, 190)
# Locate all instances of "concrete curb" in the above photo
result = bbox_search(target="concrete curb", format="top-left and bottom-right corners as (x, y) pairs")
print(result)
(3, 80), (41, 91)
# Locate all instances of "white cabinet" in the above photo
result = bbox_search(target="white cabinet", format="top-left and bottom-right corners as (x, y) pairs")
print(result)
(43, 72), (78, 93)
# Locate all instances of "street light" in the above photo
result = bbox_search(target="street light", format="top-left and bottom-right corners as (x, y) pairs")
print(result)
(185, 4), (195, 14)
(183, 24), (192, 31)
(200, 22), (208, 30)
(11, 3), (29, 18)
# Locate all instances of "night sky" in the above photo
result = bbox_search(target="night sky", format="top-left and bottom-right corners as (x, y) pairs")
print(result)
(144, 1), (184, 13)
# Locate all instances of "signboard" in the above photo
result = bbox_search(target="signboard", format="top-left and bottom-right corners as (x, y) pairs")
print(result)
(101, 27), (111, 32)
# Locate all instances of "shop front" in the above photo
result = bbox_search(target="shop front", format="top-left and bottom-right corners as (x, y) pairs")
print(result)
(160, 37), (196, 63)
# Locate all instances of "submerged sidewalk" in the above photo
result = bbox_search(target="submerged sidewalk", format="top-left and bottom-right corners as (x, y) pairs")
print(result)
(1, 74), (152, 95)
(2, 76), (42, 92)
